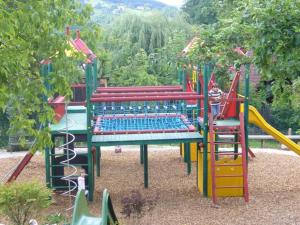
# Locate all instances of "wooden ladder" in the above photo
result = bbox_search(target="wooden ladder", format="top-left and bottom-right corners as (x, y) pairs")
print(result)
(208, 113), (249, 204)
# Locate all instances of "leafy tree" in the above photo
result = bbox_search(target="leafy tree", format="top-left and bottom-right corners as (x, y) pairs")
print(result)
(102, 11), (193, 86)
(0, 182), (52, 225)
(110, 49), (158, 86)
(187, 0), (300, 130)
(0, 0), (100, 150)
(182, 0), (218, 25)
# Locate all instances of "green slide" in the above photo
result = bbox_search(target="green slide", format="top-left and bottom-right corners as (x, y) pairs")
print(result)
(71, 189), (119, 225)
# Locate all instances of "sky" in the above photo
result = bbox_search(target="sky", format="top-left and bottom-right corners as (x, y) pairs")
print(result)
(157, 0), (185, 7)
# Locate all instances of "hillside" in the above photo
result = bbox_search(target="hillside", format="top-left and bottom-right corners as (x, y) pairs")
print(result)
(91, 0), (176, 24)
(103, 0), (167, 9)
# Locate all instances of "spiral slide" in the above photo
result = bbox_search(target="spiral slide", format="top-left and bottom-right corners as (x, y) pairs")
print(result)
(248, 105), (300, 156)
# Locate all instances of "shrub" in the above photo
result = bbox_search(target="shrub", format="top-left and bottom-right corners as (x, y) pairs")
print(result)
(121, 190), (159, 218)
(0, 181), (52, 225)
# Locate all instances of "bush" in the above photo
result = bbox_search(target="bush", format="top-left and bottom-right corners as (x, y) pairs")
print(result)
(0, 182), (52, 225)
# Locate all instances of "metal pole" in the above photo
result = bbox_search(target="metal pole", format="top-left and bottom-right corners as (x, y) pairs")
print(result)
(186, 143), (191, 175)
(96, 146), (101, 177)
(203, 64), (209, 197)
(244, 64), (250, 161)
(143, 144), (148, 188)
(86, 63), (94, 201)
(140, 145), (144, 165)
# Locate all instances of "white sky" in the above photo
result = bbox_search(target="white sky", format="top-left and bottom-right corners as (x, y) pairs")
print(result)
(157, 0), (185, 7)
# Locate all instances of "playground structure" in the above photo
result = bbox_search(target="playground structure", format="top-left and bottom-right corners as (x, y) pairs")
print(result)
(44, 42), (252, 205)
(3, 30), (300, 218)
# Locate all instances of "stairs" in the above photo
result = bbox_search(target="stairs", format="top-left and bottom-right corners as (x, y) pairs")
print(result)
(208, 113), (249, 204)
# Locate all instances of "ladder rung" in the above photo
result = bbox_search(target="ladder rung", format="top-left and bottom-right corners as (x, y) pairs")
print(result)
(213, 131), (241, 134)
(213, 126), (240, 129)
(50, 164), (88, 167)
(215, 163), (242, 167)
(215, 174), (243, 178)
(216, 186), (243, 189)
(50, 175), (79, 178)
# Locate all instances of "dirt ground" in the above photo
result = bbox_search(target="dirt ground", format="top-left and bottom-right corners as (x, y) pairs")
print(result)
(0, 148), (300, 225)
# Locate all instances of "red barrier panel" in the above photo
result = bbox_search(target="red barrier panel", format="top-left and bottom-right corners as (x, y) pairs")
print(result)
(90, 95), (203, 102)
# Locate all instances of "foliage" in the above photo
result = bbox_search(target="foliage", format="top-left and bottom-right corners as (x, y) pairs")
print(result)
(109, 49), (158, 86)
(0, 0), (100, 151)
(185, 0), (300, 130)
(102, 11), (193, 86)
(44, 213), (67, 225)
(0, 182), (52, 225)
(182, 0), (218, 25)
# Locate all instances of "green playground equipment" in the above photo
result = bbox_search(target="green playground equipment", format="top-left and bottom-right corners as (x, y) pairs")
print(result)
(71, 189), (118, 225)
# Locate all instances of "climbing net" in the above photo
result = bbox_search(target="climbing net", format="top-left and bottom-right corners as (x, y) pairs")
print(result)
(93, 101), (199, 135)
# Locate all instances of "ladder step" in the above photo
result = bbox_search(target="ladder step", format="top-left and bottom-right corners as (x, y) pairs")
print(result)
(213, 131), (241, 134)
(215, 174), (243, 178)
(50, 164), (88, 167)
(215, 163), (242, 167)
(213, 126), (240, 129)
(216, 186), (243, 189)
(50, 175), (79, 178)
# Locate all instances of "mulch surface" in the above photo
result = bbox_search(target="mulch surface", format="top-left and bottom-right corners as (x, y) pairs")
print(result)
(0, 148), (300, 225)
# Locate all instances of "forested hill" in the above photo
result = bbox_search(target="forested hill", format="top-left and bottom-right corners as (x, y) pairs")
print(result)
(91, 0), (176, 24)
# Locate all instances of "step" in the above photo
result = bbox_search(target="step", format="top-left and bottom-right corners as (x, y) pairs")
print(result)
(213, 131), (241, 135)
(50, 175), (80, 178)
(50, 164), (88, 167)
(212, 125), (240, 129)
(215, 174), (243, 178)
(216, 185), (243, 189)
(215, 163), (242, 167)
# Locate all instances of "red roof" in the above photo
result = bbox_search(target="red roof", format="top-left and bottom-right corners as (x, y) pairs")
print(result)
(69, 30), (97, 62)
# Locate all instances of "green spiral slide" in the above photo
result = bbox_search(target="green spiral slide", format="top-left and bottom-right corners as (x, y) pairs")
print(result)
(71, 189), (119, 225)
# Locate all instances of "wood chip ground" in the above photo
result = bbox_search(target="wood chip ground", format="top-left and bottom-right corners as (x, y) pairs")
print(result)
(0, 148), (299, 225)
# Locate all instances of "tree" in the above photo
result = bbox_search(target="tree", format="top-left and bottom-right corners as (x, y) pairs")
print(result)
(102, 11), (193, 86)
(188, 0), (300, 130)
(109, 49), (158, 86)
(0, 0), (100, 150)
(182, 0), (218, 25)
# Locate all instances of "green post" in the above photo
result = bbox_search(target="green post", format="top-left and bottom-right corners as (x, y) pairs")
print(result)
(183, 143), (188, 163)
(86, 63), (94, 201)
(140, 145), (144, 165)
(196, 65), (201, 188)
(186, 143), (191, 175)
(244, 64), (250, 161)
(45, 146), (50, 188)
(93, 59), (98, 92)
(41, 62), (51, 188)
(96, 146), (101, 177)
(143, 144), (148, 188)
(182, 68), (186, 92)
(203, 63), (209, 197)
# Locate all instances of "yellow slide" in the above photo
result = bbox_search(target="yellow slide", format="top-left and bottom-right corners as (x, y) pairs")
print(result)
(245, 105), (300, 156)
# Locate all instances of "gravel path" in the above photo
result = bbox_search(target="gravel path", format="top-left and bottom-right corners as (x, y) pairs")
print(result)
(0, 148), (299, 224)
